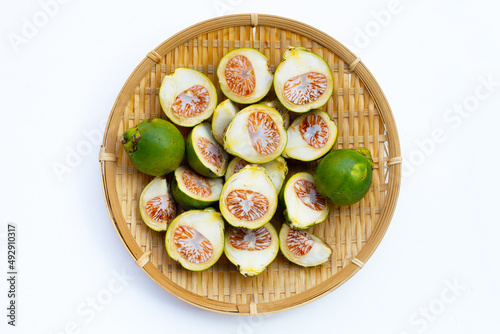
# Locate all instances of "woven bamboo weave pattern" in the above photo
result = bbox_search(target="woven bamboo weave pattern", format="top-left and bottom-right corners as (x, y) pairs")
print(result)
(100, 14), (401, 315)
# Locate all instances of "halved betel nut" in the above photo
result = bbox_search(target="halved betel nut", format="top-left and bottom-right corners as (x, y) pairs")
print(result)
(159, 68), (217, 127)
(165, 208), (224, 271)
(225, 156), (288, 194)
(220, 165), (277, 229)
(279, 224), (332, 267)
(171, 166), (223, 209)
(223, 104), (287, 164)
(217, 48), (273, 104)
(224, 222), (279, 276)
(283, 109), (337, 161)
(139, 176), (176, 231)
(280, 172), (329, 230)
(274, 47), (334, 113)
(186, 122), (229, 178)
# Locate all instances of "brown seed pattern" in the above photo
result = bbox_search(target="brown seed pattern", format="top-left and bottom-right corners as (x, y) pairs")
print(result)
(172, 85), (210, 117)
(145, 195), (176, 223)
(230, 226), (271, 251)
(283, 72), (327, 105)
(299, 115), (329, 148)
(226, 189), (269, 221)
(198, 137), (223, 168)
(224, 55), (256, 97)
(174, 225), (213, 264)
(233, 159), (250, 174)
(287, 229), (314, 256)
(247, 111), (280, 155)
(294, 179), (327, 211)
(182, 169), (212, 197)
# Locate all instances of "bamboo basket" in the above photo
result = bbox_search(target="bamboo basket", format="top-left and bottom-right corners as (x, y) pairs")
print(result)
(99, 13), (402, 315)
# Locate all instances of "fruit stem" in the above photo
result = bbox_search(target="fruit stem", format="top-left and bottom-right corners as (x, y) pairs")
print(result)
(120, 127), (142, 154)
(353, 147), (374, 169)
(284, 46), (308, 60)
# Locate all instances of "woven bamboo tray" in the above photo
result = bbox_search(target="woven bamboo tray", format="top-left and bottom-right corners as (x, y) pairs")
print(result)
(99, 13), (401, 315)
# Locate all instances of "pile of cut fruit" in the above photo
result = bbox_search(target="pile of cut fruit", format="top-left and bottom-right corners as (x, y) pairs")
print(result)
(120, 47), (373, 276)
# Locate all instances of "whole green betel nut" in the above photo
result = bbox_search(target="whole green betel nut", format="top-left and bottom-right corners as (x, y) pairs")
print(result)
(120, 118), (185, 176)
(314, 147), (374, 206)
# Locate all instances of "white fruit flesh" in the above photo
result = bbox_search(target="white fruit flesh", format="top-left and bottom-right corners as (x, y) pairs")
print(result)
(225, 156), (288, 193)
(274, 48), (333, 113)
(220, 165), (277, 229)
(224, 223), (279, 276)
(283, 172), (330, 229)
(139, 176), (176, 231)
(261, 157), (288, 193)
(224, 105), (287, 164)
(159, 68), (217, 127)
(191, 123), (228, 176)
(217, 48), (273, 104)
(166, 209), (224, 271)
(211, 99), (239, 145)
(279, 224), (332, 267)
(283, 110), (337, 161)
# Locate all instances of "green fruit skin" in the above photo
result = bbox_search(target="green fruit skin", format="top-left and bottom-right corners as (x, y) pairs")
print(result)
(314, 148), (373, 206)
(185, 129), (221, 178)
(171, 175), (216, 209)
(121, 119), (185, 176)
(278, 183), (286, 208)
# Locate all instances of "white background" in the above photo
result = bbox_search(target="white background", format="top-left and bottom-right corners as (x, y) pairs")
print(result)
(1, 0), (500, 333)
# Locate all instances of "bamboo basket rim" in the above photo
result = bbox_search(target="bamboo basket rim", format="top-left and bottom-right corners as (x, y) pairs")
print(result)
(99, 13), (402, 315)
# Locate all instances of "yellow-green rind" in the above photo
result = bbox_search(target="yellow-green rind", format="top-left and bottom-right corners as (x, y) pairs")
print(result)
(171, 167), (222, 209)
(186, 123), (228, 178)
